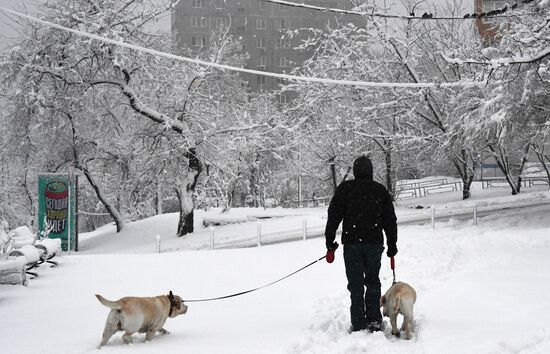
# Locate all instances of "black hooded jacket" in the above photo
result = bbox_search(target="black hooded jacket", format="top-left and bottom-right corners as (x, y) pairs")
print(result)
(324, 156), (397, 247)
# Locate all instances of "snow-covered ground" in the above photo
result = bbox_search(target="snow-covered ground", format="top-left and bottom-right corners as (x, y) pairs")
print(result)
(1, 184), (550, 353)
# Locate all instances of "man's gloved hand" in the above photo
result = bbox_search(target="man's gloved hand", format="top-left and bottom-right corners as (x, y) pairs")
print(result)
(386, 244), (398, 258)
(326, 242), (339, 263)
(326, 241), (339, 251)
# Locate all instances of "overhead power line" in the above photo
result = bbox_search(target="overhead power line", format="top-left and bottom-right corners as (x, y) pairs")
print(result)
(0, 6), (487, 90)
(264, 0), (538, 21)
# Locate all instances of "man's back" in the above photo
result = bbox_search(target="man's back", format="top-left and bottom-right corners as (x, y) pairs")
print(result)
(324, 156), (397, 247)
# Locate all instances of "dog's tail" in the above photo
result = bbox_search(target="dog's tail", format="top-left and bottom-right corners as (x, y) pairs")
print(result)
(393, 296), (401, 314)
(95, 294), (122, 310)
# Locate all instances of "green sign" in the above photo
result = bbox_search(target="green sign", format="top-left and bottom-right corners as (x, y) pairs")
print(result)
(38, 174), (78, 251)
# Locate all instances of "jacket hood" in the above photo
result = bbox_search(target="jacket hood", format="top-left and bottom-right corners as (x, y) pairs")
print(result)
(353, 156), (373, 180)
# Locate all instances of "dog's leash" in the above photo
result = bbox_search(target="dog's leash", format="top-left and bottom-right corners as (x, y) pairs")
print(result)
(182, 255), (327, 303)
(391, 256), (396, 284)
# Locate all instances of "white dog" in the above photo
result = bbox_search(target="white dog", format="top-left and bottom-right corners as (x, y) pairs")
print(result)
(96, 291), (188, 347)
(380, 282), (417, 340)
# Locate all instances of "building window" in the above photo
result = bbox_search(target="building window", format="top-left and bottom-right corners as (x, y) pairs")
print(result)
(256, 18), (266, 30)
(279, 57), (289, 67)
(483, 0), (512, 12)
(191, 16), (206, 28)
(191, 36), (206, 48)
(278, 19), (290, 30)
(257, 75), (266, 89)
(215, 0), (225, 9)
(257, 37), (266, 49)
(216, 17), (225, 28)
(278, 37), (291, 48)
(192, 0), (206, 8)
(258, 0), (265, 10)
(258, 56), (266, 68)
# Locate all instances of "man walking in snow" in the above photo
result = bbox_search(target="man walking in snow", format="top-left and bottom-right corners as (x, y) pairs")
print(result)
(324, 155), (398, 333)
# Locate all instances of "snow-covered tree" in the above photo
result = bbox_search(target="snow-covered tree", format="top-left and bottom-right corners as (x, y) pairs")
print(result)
(445, 0), (550, 194)
(1, 0), (250, 236)
(285, 0), (550, 200)
(286, 3), (485, 199)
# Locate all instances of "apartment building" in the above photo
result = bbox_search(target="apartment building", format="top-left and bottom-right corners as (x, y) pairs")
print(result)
(171, 0), (362, 98)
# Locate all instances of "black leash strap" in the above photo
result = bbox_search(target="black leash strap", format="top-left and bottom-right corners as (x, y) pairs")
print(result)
(182, 255), (326, 303)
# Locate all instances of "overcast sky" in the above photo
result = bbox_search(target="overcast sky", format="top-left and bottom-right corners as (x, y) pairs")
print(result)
(0, 0), (170, 52)
(0, 0), (41, 51)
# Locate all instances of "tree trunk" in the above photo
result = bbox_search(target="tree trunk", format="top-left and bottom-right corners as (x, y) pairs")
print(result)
(514, 143), (531, 194)
(329, 156), (337, 192)
(176, 185), (194, 235)
(65, 112), (123, 232)
(250, 162), (259, 208)
(225, 183), (235, 211)
(534, 149), (550, 188)
(79, 165), (124, 232)
(450, 149), (476, 200)
(117, 160), (130, 221)
(156, 175), (163, 214)
(462, 173), (475, 200)
(371, 135), (395, 199)
(488, 144), (519, 195)
(176, 148), (202, 237)
(383, 139), (395, 199)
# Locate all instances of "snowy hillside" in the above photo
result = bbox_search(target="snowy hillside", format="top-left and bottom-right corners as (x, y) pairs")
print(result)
(1, 188), (550, 353)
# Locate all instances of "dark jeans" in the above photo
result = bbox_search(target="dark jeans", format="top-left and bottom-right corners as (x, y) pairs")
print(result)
(343, 243), (384, 331)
